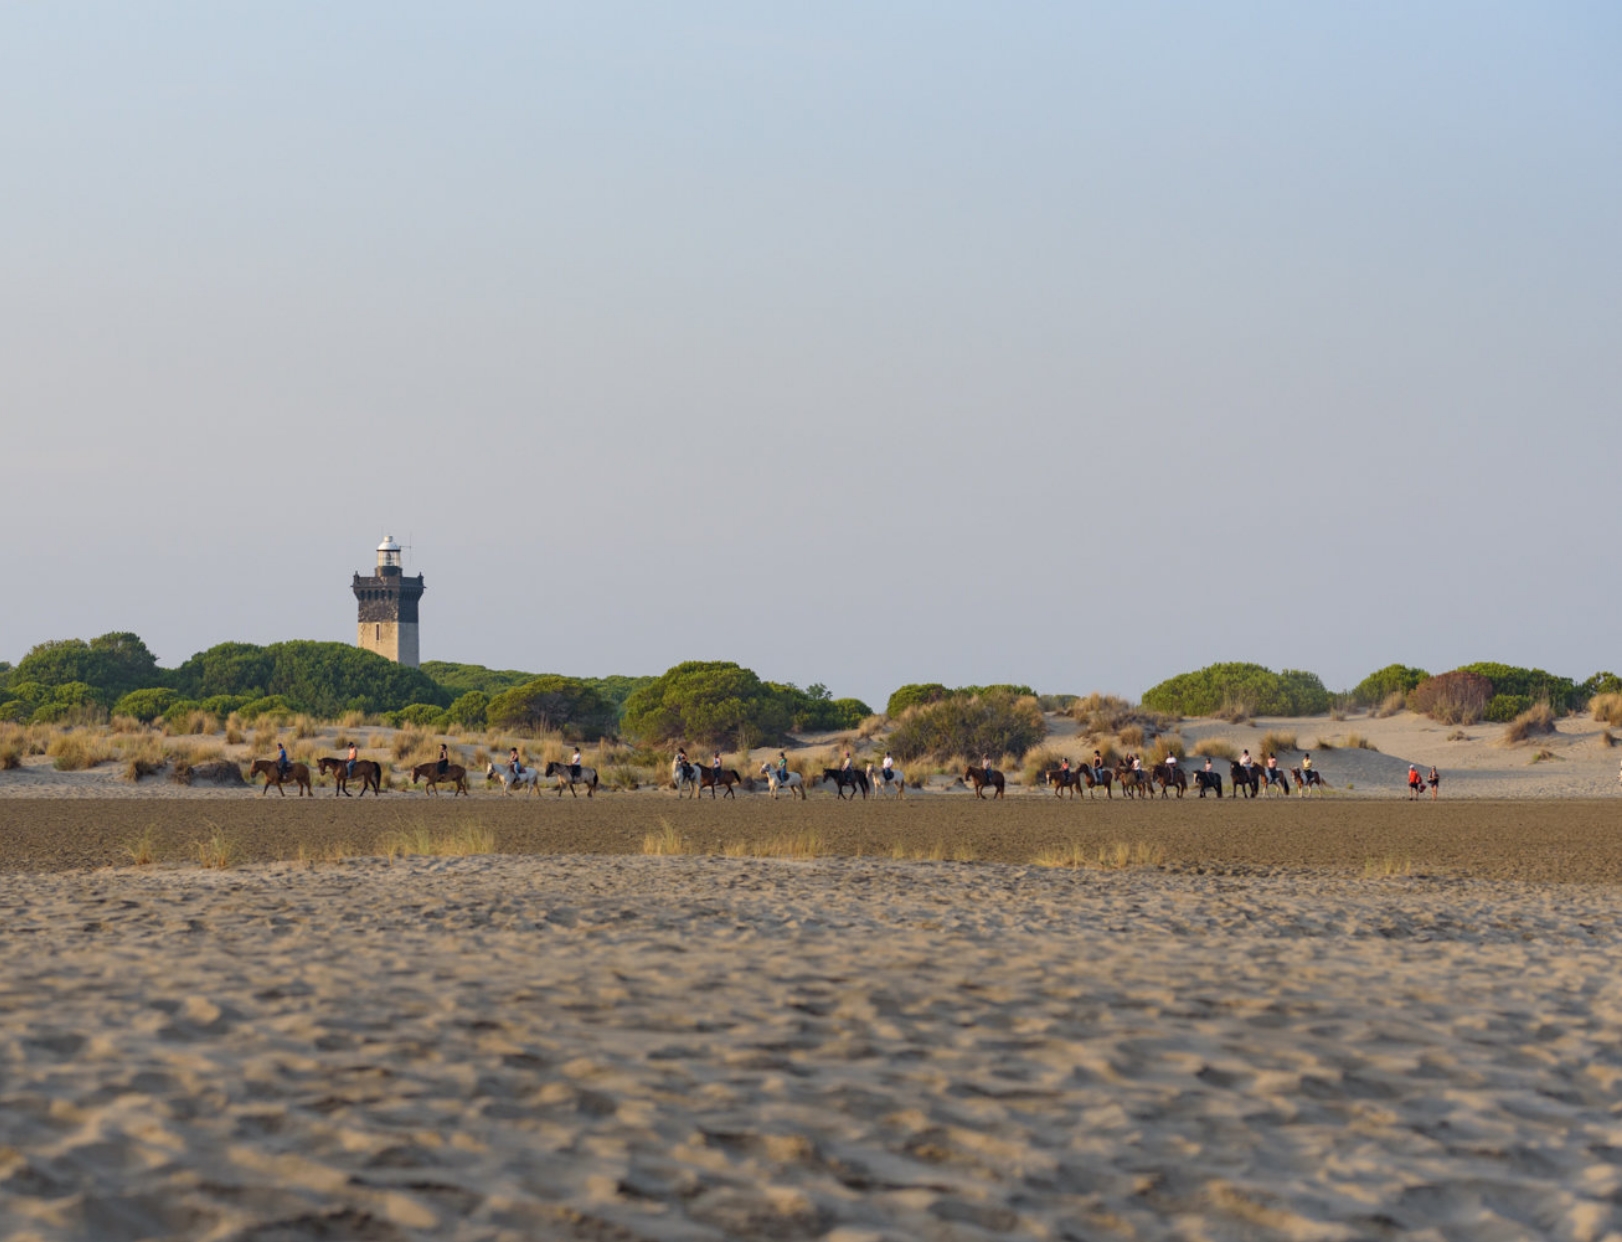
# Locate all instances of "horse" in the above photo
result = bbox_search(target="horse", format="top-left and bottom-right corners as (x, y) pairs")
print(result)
(1229, 761), (1261, 799)
(963, 766), (1005, 799)
(1192, 770), (1223, 798)
(544, 761), (599, 798)
(1152, 764), (1187, 799)
(672, 759), (704, 798)
(819, 767), (869, 801)
(249, 758), (312, 797)
(1080, 765), (1114, 799)
(866, 763), (906, 799)
(1291, 767), (1326, 795)
(1262, 766), (1292, 797)
(699, 767), (743, 799)
(317, 756), (384, 797)
(1042, 767), (1085, 798)
(410, 761), (468, 796)
(1115, 764), (1153, 799)
(485, 761), (542, 795)
(760, 764), (807, 800)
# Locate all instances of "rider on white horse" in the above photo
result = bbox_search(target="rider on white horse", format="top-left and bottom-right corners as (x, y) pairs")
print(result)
(777, 751), (790, 785)
(882, 752), (895, 783)
(509, 747), (523, 778)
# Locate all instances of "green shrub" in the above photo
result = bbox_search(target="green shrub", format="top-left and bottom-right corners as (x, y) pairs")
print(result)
(621, 662), (792, 745)
(444, 691), (490, 728)
(387, 703), (450, 729)
(112, 687), (181, 723)
(887, 691), (1047, 764)
(1457, 663), (1580, 713)
(1349, 664), (1430, 707)
(773, 683), (872, 732)
(170, 640), (449, 717)
(487, 675), (617, 739)
(238, 694), (295, 722)
(197, 694), (252, 718)
(1484, 694), (1531, 723)
(1408, 671), (1492, 724)
(1583, 672), (1622, 700)
(0, 701), (28, 724)
(1142, 663), (1331, 717)
(161, 699), (203, 726)
(11, 632), (161, 705)
(884, 683), (951, 718)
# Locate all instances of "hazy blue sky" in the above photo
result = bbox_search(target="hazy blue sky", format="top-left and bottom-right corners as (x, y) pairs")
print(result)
(3, 3), (1617, 707)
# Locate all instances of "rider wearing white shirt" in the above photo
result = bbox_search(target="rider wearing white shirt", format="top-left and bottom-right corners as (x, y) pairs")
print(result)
(882, 752), (894, 782)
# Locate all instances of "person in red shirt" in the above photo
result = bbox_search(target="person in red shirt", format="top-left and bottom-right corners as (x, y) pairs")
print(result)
(1407, 764), (1422, 799)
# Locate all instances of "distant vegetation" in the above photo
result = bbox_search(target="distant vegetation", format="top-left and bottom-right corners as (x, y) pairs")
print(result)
(1142, 663), (1332, 718)
(1349, 664), (1429, 708)
(887, 691), (1046, 764)
(884, 682), (1034, 719)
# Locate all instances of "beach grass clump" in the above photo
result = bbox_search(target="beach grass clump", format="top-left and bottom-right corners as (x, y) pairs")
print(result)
(1314, 737), (1335, 751)
(1362, 855), (1413, 878)
(1116, 724), (1145, 750)
(379, 821), (497, 859)
(223, 714), (245, 745)
(1212, 699), (1252, 725)
(1445, 729), (1468, 742)
(642, 819), (689, 856)
(47, 731), (113, 771)
(1343, 733), (1378, 751)
(119, 736), (168, 782)
(1191, 737), (1237, 760)
(392, 727), (434, 761)
(1145, 734), (1186, 766)
(1601, 730), (1616, 749)
(1034, 841), (1166, 870)
(747, 830), (826, 860)
(195, 827), (236, 869)
(1374, 692), (1406, 719)
(0, 724), (24, 770)
(1529, 748), (1560, 764)
(1502, 701), (1558, 745)
(1257, 730), (1297, 758)
(1590, 693), (1622, 727)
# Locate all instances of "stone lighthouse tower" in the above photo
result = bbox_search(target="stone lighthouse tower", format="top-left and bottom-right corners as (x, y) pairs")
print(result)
(352, 536), (424, 667)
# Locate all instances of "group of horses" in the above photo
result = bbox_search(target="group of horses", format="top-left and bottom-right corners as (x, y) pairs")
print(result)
(249, 756), (473, 797)
(672, 759), (911, 800)
(484, 761), (601, 798)
(1037, 758), (1326, 800)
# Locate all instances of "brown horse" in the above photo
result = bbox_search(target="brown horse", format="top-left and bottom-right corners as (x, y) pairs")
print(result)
(1151, 763), (1187, 799)
(250, 758), (312, 797)
(699, 767), (743, 799)
(1229, 760), (1261, 799)
(1115, 763), (1153, 799)
(410, 761), (468, 796)
(1290, 767), (1326, 795)
(963, 766), (1005, 799)
(317, 756), (384, 797)
(1042, 767), (1084, 798)
(819, 768), (869, 800)
(1080, 765), (1114, 799)
(1192, 770), (1223, 798)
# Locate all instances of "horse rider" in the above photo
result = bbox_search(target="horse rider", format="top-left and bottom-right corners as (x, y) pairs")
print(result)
(437, 742), (449, 776)
(841, 749), (853, 774)
(882, 752), (895, 783)
(509, 747), (523, 778)
(1059, 757), (1071, 784)
(1203, 756), (1213, 773)
(712, 752), (723, 785)
(1240, 748), (1253, 771)
(570, 748), (582, 781)
(982, 754), (993, 782)
(346, 741), (358, 779)
(276, 742), (291, 776)
(1300, 752), (1313, 783)
(777, 751), (790, 785)
(1165, 752), (1178, 776)
(1093, 750), (1105, 782)
(676, 748), (690, 780)
(1130, 754), (1142, 773)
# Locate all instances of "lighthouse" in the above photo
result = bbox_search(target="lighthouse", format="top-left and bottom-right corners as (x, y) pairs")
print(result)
(352, 536), (424, 667)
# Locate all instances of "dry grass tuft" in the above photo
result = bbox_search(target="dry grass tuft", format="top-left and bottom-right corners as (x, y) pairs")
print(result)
(120, 736), (168, 782)
(195, 827), (236, 869)
(378, 822), (497, 859)
(291, 714), (319, 740)
(224, 714), (245, 745)
(123, 827), (158, 866)
(1313, 737), (1334, 751)
(47, 731), (113, 771)
(392, 728), (434, 761)
(1117, 725), (1145, 749)
(0, 725), (24, 770)
(293, 840), (359, 866)
(1212, 699), (1252, 724)
(1191, 737), (1237, 760)
(736, 830), (827, 860)
(1362, 855), (1413, 878)
(1374, 692), (1406, 719)
(1257, 730), (1297, 758)
(1034, 841), (1166, 870)
(1502, 701), (1558, 745)
(1145, 734), (1186, 766)
(1343, 733), (1378, 751)
(642, 819), (689, 856)
(1591, 693), (1622, 727)
(857, 714), (888, 739)
(251, 723), (279, 754)
(1529, 748), (1561, 764)
(1601, 730), (1616, 749)
(1445, 729), (1468, 742)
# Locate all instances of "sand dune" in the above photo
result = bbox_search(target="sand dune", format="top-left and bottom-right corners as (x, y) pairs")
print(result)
(3, 855), (1621, 1240)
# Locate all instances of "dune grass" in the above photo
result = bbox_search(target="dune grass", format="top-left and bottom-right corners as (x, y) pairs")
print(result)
(1343, 733), (1378, 751)
(1191, 737), (1237, 760)
(1502, 701), (1558, 745)
(1257, 730), (1297, 758)
(378, 821), (497, 859)
(47, 731), (114, 771)
(1362, 855), (1413, 878)
(123, 827), (158, 866)
(195, 827), (236, 869)
(1033, 841), (1166, 870)
(642, 819), (689, 856)
(1591, 693), (1622, 728)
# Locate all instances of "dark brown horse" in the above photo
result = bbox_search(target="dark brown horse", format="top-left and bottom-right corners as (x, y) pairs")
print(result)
(1229, 760), (1260, 799)
(1290, 767), (1326, 795)
(1151, 763), (1187, 799)
(1080, 765), (1114, 799)
(963, 766), (1005, 799)
(250, 758), (312, 797)
(820, 767), (869, 800)
(317, 756), (384, 797)
(410, 761), (468, 796)
(1042, 767), (1084, 798)
(1192, 770), (1223, 798)
(699, 767), (743, 799)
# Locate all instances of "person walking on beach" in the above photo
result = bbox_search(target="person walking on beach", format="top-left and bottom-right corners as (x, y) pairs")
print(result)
(1407, 764), (1423, 800)
(1428, 765), (1440, 800)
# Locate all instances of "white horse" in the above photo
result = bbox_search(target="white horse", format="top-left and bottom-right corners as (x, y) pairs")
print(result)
(485, 761), (542, 795)
(759, 763), (806, 800)
(672, 758), (703, 798)
(867, 762), (906, 799)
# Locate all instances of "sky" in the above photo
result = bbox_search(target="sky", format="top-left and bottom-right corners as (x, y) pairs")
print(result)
(2, 2), (1618, 708)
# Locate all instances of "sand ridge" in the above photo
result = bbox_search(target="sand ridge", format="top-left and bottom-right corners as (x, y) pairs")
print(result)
(3, 855), (1621, 1240)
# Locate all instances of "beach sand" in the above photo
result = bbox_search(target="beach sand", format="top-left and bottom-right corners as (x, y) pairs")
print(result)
(3, 854), (1621, 1240)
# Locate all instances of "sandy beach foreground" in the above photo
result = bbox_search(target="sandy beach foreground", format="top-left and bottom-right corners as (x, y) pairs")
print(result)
(3, 855), (1621, 1241)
